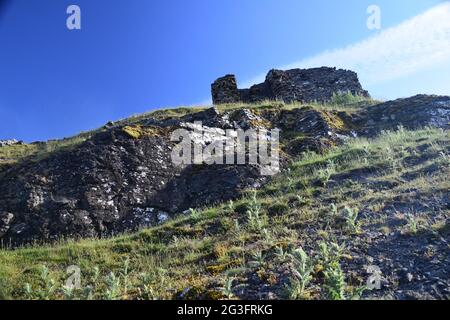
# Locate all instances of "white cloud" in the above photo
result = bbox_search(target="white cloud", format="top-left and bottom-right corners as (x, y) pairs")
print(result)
(242, 2), (450, 98)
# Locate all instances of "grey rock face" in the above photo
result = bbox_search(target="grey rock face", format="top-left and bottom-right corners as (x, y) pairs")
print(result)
(0, 104), (346, 245)
(360, 95), (450, 136)
(0, 118), (273, 245)
(211, 67), (370, 104)
(0, 93), (448, 246)
(228, 109), (266, 130)
(0, 139), (22, 147)
(211, 75), (241, 104)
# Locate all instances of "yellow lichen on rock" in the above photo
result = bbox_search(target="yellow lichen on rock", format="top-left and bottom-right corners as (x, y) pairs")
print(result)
(122, 126), (143, 139)
(122, 125), (164, 139)
(319, 110), (347, 131)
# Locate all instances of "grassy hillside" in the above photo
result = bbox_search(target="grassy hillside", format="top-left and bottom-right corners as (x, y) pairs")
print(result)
(0, 93), (377, 169)
(0, 114), (448, 300)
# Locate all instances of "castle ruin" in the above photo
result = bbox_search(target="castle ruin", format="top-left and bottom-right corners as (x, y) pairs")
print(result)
(211, 67), (369, 104)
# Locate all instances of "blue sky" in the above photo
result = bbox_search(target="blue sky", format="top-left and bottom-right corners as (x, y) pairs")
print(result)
(0, 0), (448, 141)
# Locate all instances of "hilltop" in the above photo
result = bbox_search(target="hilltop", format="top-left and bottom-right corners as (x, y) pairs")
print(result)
(0, 68), (449, 300)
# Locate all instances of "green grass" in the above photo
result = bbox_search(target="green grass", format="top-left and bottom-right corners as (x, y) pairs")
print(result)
(0, 123), (448, 300)
(0, 132), (92, 168)
(0, 95), (447, 299)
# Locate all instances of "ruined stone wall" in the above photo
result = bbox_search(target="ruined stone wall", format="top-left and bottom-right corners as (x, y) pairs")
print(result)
(211, 67), (370, 104)
(210, 75), (241, 104)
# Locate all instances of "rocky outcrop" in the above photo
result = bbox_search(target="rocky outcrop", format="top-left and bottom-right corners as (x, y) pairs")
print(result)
(0, 139), (22, 147)
(211, 75), (242, 105)
(0, 91), (449, 245)
(359, 95), (450, 136)
(211, 67), (370, 104)
(0, 106), (353, 245)
(0, 126), (269, 244)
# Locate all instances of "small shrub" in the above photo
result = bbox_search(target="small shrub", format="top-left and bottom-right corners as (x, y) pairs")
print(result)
(330, 92), (368, 106)
(285, 174), (296, 193)
(261, 228), (275, 246)
(61, 285), (75, 300)
(317, 168), (333, 186)
(214, 243), (230, 261)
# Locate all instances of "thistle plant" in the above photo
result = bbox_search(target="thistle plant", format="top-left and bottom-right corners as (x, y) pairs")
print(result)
(82, 285), (94, 300)
(246, 191), (267, 232)
(249, 250), (266, 268)
(318, 241), (345, 266)
(317, 160), (336, 186)
(121, 257), (131, 296)
(341, 206), (360, 233)
(318, 242), (347, 300)
(91, 266), (100, 284)
(274, 246), (290, 263)
(262, 228), (274, 245)
(288, 247), (314, 299)
(324, 203), (339, 229)
(33, 265), (57, 300)
(221, 276), (235, 299)
(104, 272), (121, 300)
(285, 174), (296, 193)
(317, 167), (333, 186)
(137, 272), (157, 300)
(24, 283), (33, 300)
(323, 262), (346, 300)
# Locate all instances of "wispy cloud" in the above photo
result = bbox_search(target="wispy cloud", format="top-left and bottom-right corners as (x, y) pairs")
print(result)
(242, 2), (450, 93)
